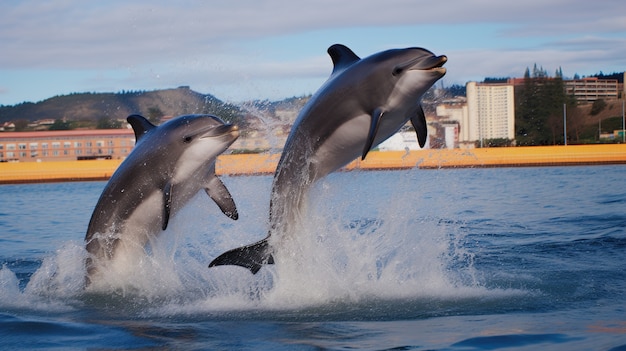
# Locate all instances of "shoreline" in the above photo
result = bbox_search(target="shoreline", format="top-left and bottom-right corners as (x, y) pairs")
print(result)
(1, 144), (625, 184)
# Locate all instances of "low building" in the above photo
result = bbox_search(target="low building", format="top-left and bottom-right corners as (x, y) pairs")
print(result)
(0, 129), (135, 162)
(565, 77), (619, 103)
(508, 76), (621, 103)
(436, 100), (469, 148)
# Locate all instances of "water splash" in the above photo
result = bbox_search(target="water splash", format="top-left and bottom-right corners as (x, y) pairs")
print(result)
(0, 172), (528, 319)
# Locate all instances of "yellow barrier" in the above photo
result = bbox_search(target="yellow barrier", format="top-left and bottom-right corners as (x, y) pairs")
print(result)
(0, 159), (123, 184)
(356, 144), (626, 169)
(1, 145), (625, 184)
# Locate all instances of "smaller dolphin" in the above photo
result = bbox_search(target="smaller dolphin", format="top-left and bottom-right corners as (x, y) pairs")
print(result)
(85, 114), (239, 283)
(209, 44), (447, 274)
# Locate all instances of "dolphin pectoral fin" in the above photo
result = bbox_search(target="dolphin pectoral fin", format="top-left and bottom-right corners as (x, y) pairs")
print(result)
(208, 238), (274, 274)
(362, 108), (384, 160)
(410, 105), (428, 148)
(127, 114), (157, 142)
(205, 175), (238, 220)
(162, 181), (173, 230)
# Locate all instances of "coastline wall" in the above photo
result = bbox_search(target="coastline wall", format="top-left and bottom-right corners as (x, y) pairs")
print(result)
(1, 144), (625, 184)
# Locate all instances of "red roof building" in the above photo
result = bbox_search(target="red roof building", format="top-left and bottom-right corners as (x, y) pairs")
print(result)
(0, 129), (135, 162)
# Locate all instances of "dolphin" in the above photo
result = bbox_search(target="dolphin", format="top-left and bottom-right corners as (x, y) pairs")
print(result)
(209, 44), (447, 274)
(85, 114), (239, 283)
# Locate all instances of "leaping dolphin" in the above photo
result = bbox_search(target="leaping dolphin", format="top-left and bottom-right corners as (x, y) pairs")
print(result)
(85, 114), (239, 283)
(209, 44), (447, 273)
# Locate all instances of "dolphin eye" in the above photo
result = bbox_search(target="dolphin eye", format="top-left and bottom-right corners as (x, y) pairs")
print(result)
(392, 67), (403, 76)
(183, 136), (193, 143)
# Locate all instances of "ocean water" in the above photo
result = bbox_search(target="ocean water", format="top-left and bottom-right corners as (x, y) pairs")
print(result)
(0, 166), (625, 350)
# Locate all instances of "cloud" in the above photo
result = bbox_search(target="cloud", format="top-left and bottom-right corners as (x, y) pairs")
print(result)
(446, 42), (625, 85)
(2, 0), (624, 68)
(1, 0), (624, 103)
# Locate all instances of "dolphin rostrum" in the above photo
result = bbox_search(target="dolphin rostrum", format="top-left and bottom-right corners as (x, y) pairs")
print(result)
(209, 44), (447, 274)
(85, 114), (239, 283)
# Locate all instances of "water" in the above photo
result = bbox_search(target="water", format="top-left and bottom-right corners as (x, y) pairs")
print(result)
(1, 166), (625, 350)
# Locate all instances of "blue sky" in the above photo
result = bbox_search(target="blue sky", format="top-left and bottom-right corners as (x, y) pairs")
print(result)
(1, 0), (625, 105)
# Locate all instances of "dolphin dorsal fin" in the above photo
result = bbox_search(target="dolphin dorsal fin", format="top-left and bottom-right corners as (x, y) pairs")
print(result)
(127, 114), (157, 142)
(328, 44), (360, 76)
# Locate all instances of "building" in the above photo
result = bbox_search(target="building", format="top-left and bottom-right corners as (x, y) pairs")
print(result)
(436, 98), (469, 148)
(0, 129), (135, 162)
(466, 81), (515, 145)
(508, 76), (622, 103)
(564, 77), (619, 103)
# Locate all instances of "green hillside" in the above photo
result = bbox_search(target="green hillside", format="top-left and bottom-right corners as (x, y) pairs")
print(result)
(0, 86), (246, 129)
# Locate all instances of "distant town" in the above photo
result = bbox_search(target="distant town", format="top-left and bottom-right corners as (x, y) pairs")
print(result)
(1, 70), (624, 163)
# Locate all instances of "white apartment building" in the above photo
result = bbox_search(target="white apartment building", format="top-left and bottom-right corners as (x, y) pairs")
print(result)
(466, 81), (515, 145)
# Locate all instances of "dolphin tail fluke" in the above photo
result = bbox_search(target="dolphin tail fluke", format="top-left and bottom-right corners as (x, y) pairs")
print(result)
(208, 238), (274, 274)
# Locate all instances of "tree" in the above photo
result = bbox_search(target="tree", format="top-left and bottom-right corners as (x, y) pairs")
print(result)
(13, 119), (29, 132)
(590, 99), (607, 116)
(96, 117), (122, 129)
(49, 119), (73, 130)
(555, 67), (563, 78)
(147, 107), (164, 124)
(515, 65), (570, 145)
(445, 84), (466, 97)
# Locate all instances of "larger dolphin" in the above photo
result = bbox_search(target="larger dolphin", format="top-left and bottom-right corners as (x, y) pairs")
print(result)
(209, 44), (447, 273)
(85, 114), (239, 283)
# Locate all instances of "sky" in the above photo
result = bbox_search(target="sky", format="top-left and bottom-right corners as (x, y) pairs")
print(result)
(1, 0), (625, 106)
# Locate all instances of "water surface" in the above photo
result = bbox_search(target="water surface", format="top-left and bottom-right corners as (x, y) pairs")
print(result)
(1, 166), (625, 350)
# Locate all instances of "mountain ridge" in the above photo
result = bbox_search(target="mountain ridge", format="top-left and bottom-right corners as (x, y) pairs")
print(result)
(0, 86), (250, 128)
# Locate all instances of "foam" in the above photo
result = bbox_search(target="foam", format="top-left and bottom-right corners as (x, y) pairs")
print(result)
(0, 172), (528, 318)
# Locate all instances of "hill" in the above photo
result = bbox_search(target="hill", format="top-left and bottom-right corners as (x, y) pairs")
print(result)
(0, 86), (247, 129)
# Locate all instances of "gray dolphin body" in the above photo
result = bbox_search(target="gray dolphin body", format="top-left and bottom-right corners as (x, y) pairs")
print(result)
(85, 114), (239, 283)
(209, 44), (447, 274)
